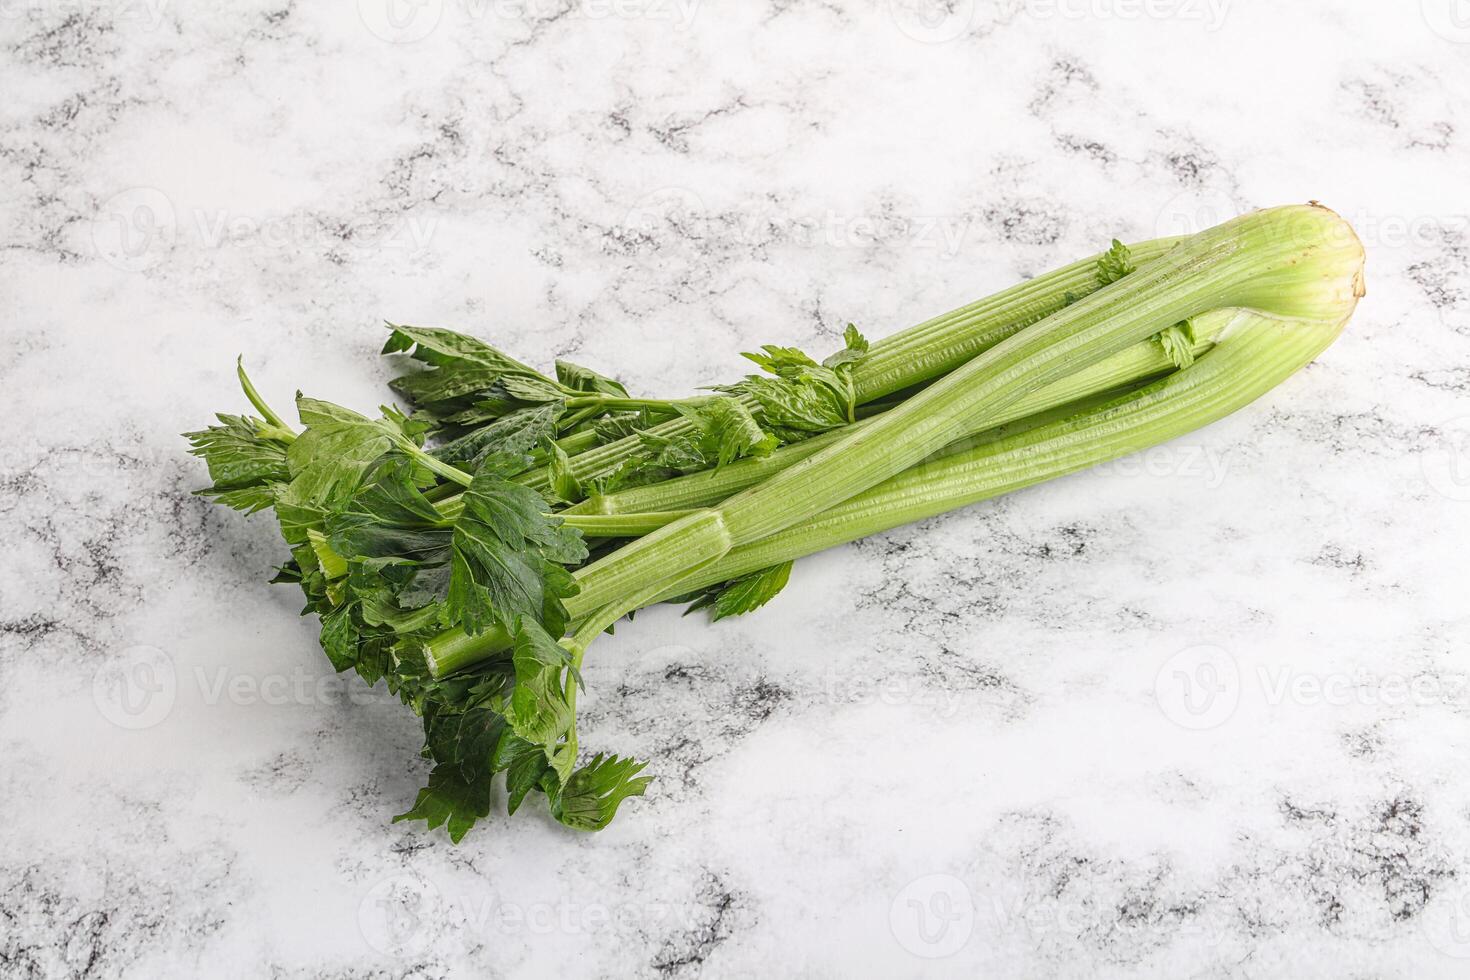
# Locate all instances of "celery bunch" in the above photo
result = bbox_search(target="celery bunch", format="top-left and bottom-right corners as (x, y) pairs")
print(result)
(187, 204), (1365, 841)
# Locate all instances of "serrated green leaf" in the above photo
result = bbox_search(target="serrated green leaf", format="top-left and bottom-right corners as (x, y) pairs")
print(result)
(393, 765), (493, 844)
(1096, 239), (1135, 285)
(555, 360), (629, 398)
(325, 455), (449, 563)
(741, 344), (819, 377)
(318, 602), (359, 672)
(547, 441), (584, 503)
(383, 324), (563, 419)
(433, 402), (561, 469)
(823, 323), (871, 371)
(695, 398), (770, 467)
(712, 561), (793, 620)
(683, 560), (794, 621)
(549, 754), (651, 832)
(494, 734), (553, 816)
(1155, 320), (1198, 369)
(446, 458), (586, 636)
(504, 622), (576, 748)
(383, 323), (542, 374)
(499, 374), (566, 403)
(729, 374), (850, 433)
(591, 412), (647, 445)
(275, 397), (405, 545)
(183, 414), (291, 514)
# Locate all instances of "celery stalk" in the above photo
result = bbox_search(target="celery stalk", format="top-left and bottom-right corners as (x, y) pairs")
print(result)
(423, 204), (1365, 676)
(517, 236), (1184, 493)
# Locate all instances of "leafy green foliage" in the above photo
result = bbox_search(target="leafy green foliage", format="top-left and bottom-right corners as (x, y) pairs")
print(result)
(1096, 239), (1136, 285)
(689, 398), (778, 467)
(556, 359), (629, 399)
(433, 402), (562, 469)
(591, 412), (646, 445)
(384, 323), (557, 424)
(547, 441), (584, 504)
(591, 397), (779, 493)
(393, 764), (495, 844)
(823, 322), (871, 371)
(183, 414), (291, 514)
(683, 561), (794, 621)
(548, 754), (652, 832)
(275, 396), (419, 547)
(447, 456), (586, 636)
(720, 325), (871, 438)
(495, 734), (553, 815)
(325, 456), (446, 562)
(1092, 242), (1198, 371)
(1156, 319), (1198, 369)
(505, 622), (578, 748)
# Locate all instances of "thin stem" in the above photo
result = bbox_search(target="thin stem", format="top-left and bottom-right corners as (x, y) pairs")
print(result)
(555, 405), (602, 434)
(237, 357), (291, 431)
(553, 561), (717, 767)
(555, 430), (600, 455)
(396, 438), (474, 488)
(562, 395), (712, 413)
(254, 423), (298, 444)
(422, 489), (681, 535)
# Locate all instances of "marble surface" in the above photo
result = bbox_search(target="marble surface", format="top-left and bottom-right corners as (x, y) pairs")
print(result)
(3, 1), (1470, 976)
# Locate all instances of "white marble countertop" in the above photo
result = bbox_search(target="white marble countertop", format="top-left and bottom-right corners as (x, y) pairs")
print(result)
(3, 1), (1469, 976)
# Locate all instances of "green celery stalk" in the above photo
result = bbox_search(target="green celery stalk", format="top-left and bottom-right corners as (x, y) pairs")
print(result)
(422, 204), (1365, 676)
(646, 304), (1354, 597)
(567, 320), (1220, 518)
(516, 236), (1184, 492)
